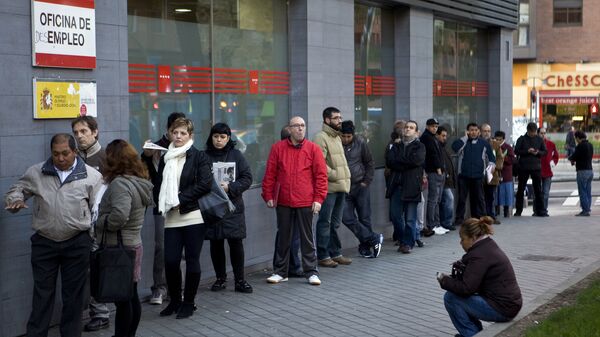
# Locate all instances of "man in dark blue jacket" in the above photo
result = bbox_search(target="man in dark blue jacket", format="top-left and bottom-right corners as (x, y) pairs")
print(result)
(569, 130), (594, 216)
(514, 122), (547, 217)
(452, 123), (495, 226)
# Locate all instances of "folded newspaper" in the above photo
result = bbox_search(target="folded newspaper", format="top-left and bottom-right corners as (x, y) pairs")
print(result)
(142, 142), (168, 151)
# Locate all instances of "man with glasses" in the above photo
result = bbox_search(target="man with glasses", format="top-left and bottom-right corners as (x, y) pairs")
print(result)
(313, 107), (352, 268)
(262, 116), (328, 285)
(536, 128), (559, 216)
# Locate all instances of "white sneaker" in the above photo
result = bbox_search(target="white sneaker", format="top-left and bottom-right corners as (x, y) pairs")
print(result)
(266, 274), (288, 284)
(308, 275), (321, 286)
(433, 226), (449, 235)
(149, 291), (163, 305)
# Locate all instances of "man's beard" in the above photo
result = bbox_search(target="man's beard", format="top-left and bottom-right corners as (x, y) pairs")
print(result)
(327, 121), (341, 131)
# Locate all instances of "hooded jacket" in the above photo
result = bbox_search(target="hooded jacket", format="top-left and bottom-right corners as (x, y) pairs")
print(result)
(96, 175), (154, 246)
(343, 135), (374, 187)
(5, 157), (103, 242)
(313, 123), (351, 193)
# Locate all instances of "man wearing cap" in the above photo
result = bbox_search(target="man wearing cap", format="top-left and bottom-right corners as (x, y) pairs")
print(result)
(420, 118), (445, 236)
(340, 120), (383, 258)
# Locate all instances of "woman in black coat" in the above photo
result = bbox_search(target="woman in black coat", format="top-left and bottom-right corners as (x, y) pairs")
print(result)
(204, 123), (253, 293)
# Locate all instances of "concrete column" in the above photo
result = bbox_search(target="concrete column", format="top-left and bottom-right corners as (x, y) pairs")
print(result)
(394, 7), (433, 127)
(289, 0), (355, 138)
(488, 27), (514, 140)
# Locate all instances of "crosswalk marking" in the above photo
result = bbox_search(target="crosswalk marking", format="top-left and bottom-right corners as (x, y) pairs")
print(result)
(563, 190), (580, 206)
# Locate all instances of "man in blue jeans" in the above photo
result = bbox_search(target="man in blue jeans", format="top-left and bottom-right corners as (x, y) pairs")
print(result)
(340, 121), (383, 258)
(436, 126), (456, 231)
(569, 130), (594, 216)
(386, 121), (426, 254)
(313, 107), (352, 267)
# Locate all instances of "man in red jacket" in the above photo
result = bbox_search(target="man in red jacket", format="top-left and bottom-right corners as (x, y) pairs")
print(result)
(536, 127), (559, 216)
(262, 116), (328, 286)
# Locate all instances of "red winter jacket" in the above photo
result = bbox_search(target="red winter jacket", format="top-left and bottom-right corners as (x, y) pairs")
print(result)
(262, 138), (328, 208)
(541, 139), (559, 178)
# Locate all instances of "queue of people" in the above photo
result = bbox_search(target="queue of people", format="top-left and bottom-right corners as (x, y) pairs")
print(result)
(3, 109), (593, 337)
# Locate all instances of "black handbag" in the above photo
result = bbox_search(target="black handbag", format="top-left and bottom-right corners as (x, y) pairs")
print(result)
(90, 229), (135, 302)
(198, 175), (236, 220)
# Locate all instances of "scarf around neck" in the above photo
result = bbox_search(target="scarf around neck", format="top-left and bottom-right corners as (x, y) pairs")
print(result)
(402, 134), (418, 145)
(158, 139), (194, 215)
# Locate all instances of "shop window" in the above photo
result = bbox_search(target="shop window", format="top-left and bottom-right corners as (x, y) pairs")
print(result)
(354, 4), (395, 167)
(128, 0), (289, 185)
(553, 0), (582, 26)
(433, 20), (489, 139)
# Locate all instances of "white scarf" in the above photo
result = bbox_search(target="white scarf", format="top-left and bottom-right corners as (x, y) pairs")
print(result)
(158, 139), (194, 216)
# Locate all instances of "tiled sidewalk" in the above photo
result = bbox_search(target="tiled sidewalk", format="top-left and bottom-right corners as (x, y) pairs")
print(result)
(52, 206), (600, 337)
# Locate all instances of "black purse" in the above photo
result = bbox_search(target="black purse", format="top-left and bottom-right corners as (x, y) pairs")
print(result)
(198, 175), (236, 220)
(90, 229), (135, 302)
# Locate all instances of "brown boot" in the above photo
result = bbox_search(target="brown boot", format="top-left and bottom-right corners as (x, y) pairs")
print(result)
(318, 258), (338, 268)
(332, 255), (352, 265)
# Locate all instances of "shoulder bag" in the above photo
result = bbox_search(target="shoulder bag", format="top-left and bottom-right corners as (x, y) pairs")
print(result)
(90, 229), (135, 302)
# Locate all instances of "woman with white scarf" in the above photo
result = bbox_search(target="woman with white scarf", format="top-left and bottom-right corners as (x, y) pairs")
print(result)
(157, 117), (212, 319)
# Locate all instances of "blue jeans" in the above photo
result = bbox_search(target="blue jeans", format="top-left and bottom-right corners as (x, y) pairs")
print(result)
(390, 189), (418, 248)
(444, 292), (510, 337)
(316, 192), (345, 260)
(342, 185), (377, 248)
(439, 188), (455, 229)
(577, 170), (594, 213)
(426, 173), (445, 229)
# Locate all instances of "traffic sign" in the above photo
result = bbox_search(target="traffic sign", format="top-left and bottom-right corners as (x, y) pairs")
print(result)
(590, 103), (599, 115)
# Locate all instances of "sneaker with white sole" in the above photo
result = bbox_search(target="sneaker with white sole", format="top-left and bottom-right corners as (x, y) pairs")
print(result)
(372, 233), (384, 258)
(433, 226), (449, 235)
(149, 290), (163, 305)
(266, 274), (288, 284)
(308, 275), (321, 286)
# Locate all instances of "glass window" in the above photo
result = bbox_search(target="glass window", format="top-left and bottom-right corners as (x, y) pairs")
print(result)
(354, 4), (395, 166)
(128, 0), (289, 184)
(515, 1), (529, 46)
(433, 20), (489, 138)
(553, 0), (583, 26)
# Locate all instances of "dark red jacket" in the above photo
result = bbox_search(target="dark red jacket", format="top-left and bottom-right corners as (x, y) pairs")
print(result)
(500, 142), (515, 183)
(541, 139), (559, 178)
(262, 138), (328, 208)
(441, 237), (522, 319)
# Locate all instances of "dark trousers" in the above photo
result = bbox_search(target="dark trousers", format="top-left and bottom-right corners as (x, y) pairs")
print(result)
(342, 185), (377, 248)
(454, 176), (485, 226)
(27, 231), (91, 337)
(164, 224), (206, 303)
(273, 226), (301, 274)
(516, 169), (544, 215)
(210, 238), (245, 281)
(114, 283), (141, 337)
(273, 206), (318, 278)
(484, 184), (497, 218)
(151, 214), (166, 294)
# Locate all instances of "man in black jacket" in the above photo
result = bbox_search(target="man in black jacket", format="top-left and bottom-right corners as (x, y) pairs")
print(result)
(340, 121), (383, 258)
(514, 122), (548, 217)
(141, 111), (185, 305)
(386, 121), (426, 254)
(436, 126), (456, 231)
(420, 118), (446, 236)
(569, 130), (594, 216)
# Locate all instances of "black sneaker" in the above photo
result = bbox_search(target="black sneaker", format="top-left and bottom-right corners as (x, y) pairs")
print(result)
(415, 239), (424, 248)
(372, 234), (384, 258)
(210, 278), (227, 292)
(358, 246), (373, 258)
(421, 227), (435, 237)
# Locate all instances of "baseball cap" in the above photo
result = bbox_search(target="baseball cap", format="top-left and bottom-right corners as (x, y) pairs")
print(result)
(426, 118), (439, 126)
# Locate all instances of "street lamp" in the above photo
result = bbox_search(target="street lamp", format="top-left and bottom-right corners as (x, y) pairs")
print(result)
(521, 77), (547, 123)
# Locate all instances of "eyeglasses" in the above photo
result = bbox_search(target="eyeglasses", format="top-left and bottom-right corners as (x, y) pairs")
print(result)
(330, 116), (343, 121)
(289, 123), (305, 129)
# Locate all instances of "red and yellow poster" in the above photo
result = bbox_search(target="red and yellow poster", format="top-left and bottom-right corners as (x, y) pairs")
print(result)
(33, 78), (97, 119)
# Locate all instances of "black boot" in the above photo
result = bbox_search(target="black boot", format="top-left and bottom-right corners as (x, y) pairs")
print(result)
(503, 206), (509, 218)
(176, 302), (196, 319)
(160, 269), (182, 316)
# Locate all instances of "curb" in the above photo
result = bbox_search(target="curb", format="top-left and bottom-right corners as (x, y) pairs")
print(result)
(477, 259), (600, 337)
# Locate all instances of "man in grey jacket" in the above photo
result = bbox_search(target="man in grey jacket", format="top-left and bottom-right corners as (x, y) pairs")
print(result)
(340, 121), (383, 258)
(4, 134), (102, 337)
